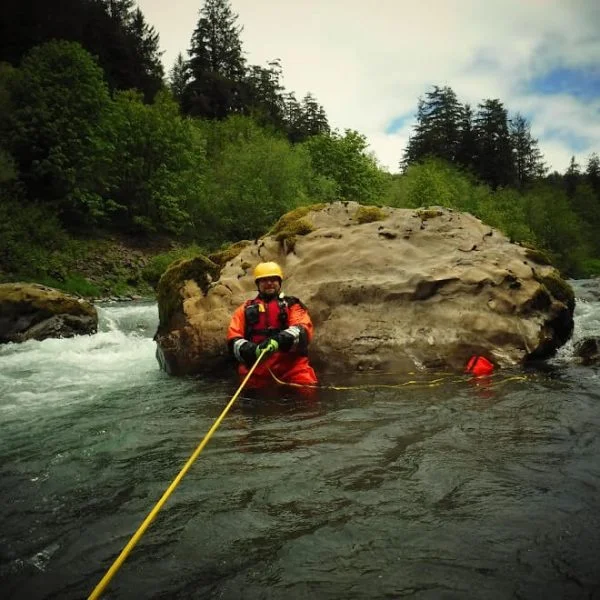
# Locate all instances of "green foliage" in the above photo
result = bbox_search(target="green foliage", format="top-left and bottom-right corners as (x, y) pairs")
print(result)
(7, 40), (111, 226)
(192, 116), (330, 243)
(304, 130), (386, 204)
(387, 158), (483, 213)
(0, 195), (70, 280)
(36, 273), (102, 297)
(142, 245), (205, 289)
(581, 258), (600, 276)
(1, 0), (164, 101)
(477, 187), (534, 243)
(523, 183), (587, 274)
(104, 90), (204, 234)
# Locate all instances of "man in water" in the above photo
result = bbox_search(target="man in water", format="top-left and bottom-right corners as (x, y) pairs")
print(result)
(227, 261), (318, 392)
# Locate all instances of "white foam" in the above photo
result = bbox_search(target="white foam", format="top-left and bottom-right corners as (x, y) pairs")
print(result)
(0, 303), (161, 412)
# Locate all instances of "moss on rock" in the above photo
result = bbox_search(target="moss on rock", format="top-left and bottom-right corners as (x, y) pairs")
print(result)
(416, 208), (444, 221)
(524, 247), (553, 266)
(354, 206), (386, 224)
(267, 204), (325, 237)
(536, 272), (575, 312)
(156, 255), (220, 327)
(266, 204), (325, 252)
(0, 283), (96, 317)
(208, 240), (252, 267)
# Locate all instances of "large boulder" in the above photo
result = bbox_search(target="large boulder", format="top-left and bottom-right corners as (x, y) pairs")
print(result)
(154, 202), (575, 376)
(0, 283), (98, 343)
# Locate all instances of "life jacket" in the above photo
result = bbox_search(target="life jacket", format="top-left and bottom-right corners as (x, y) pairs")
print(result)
(244, 295), (301, 345)
(465, 355), (494, 376)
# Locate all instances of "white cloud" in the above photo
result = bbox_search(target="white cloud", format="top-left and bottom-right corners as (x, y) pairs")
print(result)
(138, 0), (600, 173)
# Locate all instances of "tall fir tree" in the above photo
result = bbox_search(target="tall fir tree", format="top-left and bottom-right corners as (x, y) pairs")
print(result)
(300, 93), (330, 138)
(585, 152), (600, 194)
(509, 113), (546, 187)
(0, 0), (164, 101)
(473, 99), (515, 188)
(401, 86), (462, 168)
(456, 103), (478, 172)
(243, 60), (286, 130)
(169, 52), (190, 105)
(183, 0), (246, 118)
(564, 155), (581, 197)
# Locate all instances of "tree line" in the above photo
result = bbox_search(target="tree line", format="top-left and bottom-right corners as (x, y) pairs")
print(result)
(0, 0), (598, 291)
(397, 84), (600, 275)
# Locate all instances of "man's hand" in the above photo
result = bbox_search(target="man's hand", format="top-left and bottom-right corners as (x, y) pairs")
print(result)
(256, 338), (279, 357)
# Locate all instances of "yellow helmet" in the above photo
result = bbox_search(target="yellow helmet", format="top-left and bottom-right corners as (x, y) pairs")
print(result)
(253, 261), (283, 282)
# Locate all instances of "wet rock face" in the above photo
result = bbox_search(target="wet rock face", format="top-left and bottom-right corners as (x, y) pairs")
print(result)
(0, 283), (98, 343)
(573, 338), (600, 365)
(155, 202), (575, 376)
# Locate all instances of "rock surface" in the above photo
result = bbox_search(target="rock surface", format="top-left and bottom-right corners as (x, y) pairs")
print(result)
(154, 202), (575, 376)
(573, 337), (600, 365)
(0, 283), (98, 343)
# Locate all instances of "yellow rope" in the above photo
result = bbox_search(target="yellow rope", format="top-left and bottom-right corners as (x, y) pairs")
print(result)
(268, 369), (529, 391)
(88, 349), (269, 600)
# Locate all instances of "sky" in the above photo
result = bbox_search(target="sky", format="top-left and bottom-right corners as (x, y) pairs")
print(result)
(137, 0), (600, 174)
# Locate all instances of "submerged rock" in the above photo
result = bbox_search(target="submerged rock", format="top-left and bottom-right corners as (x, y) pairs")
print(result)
(154, 202), (574, 376)
(0, 283), (97, 343)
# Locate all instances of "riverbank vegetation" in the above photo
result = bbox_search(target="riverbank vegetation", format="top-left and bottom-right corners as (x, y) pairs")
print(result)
(1, 0), (598, 297)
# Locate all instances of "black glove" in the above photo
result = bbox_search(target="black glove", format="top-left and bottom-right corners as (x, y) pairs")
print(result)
(239, 341), (258, 366)
(275, 330), (296, 351)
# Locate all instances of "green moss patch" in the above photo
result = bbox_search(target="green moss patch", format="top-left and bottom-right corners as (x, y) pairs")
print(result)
(266, 205), (324, 253)
(156, 255), (220, 327)
(524, 247), (553, 266)
(536, 273), (575, 312)
(354, 206), (386, 224)
(416, 208), (444, 220)
(267, 204), (325, 237)
(0, 283), (96, 317)
(208, 240), (252, 267)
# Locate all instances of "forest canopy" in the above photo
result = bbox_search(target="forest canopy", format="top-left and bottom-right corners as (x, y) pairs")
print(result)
(0, 0), (598, 295)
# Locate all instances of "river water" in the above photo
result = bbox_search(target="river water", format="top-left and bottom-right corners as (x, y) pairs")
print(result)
(1, 282), (600, 599)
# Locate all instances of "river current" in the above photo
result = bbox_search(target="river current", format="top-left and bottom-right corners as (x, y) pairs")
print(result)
(1, 281), (600, 599)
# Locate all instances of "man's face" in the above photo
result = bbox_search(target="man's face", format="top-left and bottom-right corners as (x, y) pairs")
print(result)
(257, 276), (281, 297)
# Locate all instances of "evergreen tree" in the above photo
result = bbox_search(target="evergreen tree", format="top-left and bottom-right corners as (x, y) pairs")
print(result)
(0, 0), (164, 101)
(585, 152), (600, 193)
(126, 7), (165, 100)
(300, 93), (330, 138)
(401, 86), (462, 168)
(183, 0), (246, 118)
(509, 113), (546, 187)
(456, 103), (478, 172)
(282, 92), (304, 143)
(169, 52), (190, 105)
(473, 99), (515, 188)
(564, 156), (580, 197)
(243, 60), (286, 130)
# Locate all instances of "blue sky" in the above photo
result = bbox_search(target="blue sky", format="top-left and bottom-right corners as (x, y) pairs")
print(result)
(138, 0), (600, 174)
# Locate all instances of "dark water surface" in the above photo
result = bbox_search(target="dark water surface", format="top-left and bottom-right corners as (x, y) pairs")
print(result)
(1, 292), (600, 599)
